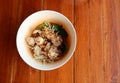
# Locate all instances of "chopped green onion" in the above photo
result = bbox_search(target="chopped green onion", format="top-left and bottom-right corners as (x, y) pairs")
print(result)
(43, 22), (49, 27)
(38, 24), (44, 30)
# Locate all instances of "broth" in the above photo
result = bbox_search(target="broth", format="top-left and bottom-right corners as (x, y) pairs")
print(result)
(26, 21), (71, 64)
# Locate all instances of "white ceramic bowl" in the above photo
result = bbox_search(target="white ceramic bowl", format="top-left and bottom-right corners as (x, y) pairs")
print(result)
(16, 10), (76, 70)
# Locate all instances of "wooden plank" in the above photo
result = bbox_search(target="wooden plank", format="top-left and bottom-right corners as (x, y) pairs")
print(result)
(114, 1), (120, 82)
(10, 0), (42, 83)
(74, 0), (90, 83)
(41, 0), (74, 83)
(0, 0), (19, 83)
(102, 0), (120, 83)
(0, 0), (120, 82)
(89, 0), (104, 83)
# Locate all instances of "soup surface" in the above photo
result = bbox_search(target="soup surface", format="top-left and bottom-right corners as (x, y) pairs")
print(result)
(26, 21), (68, 63)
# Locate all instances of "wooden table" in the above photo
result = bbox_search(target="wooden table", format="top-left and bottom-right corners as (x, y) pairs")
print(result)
(0, 0), (120, 83)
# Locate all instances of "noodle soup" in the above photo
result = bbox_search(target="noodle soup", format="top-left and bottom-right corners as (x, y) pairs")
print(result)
(26, 21), (70, 64)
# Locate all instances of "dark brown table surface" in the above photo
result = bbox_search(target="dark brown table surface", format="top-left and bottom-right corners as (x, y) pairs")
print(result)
(0, 0), (120, 83)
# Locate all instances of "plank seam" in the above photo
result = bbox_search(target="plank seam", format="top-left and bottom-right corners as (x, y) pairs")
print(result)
(10, 0), (20, 83)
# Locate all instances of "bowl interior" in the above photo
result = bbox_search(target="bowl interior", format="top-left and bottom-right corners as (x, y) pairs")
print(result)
(16, 10), (76, 70)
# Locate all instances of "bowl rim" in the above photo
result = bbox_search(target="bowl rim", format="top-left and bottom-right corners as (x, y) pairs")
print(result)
(16, 10), (77, 71)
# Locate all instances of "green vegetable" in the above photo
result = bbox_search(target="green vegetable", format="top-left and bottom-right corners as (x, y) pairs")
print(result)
(38, 22), (49, 30)
(38, 24), (44, 30)
(43, 22), (49, 27)
(52, 24), (60, 32)
(52, 24), (68, 37)
(61, 42), (68, 53)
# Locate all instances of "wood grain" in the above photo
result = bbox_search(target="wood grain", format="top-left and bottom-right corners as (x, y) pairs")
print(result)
(11, 0), (42, 83)
(0, 0), (42, 83)
(0, 0), (120, 83)
(74, 0), (90, 83)
(40, 0), (74, 83)
(89, 0), (104, 83)
(102, 0), (120, 83)
(75, 0), (120, 83)
(0, 0), (19, 83)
